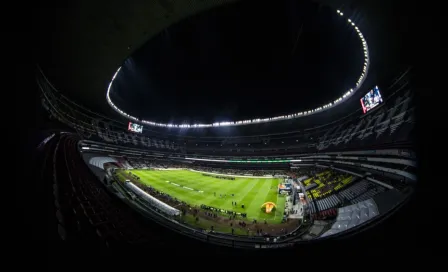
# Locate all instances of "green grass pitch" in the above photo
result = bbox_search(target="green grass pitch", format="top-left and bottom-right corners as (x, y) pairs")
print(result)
(129, 169), (286, 224)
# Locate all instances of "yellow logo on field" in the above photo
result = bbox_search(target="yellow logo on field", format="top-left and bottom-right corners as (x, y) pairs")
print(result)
(261, 202), (277, 214)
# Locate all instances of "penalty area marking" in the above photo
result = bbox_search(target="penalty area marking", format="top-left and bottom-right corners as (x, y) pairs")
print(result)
(166, 180), (203, 193)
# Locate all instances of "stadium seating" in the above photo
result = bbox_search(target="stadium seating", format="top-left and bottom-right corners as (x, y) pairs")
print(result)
(305, 171), (354, 200)
(337, 179), (386, 204)
(48, 134), (154, 246)
(320, 198), (379, 237)
(317, 89), (413, 152)
(36, 66), (416, 247)
(309, 195), (341, 214)
(38, 64), (414, 158)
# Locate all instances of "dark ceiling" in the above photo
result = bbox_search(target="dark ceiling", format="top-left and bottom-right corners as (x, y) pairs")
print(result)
(109, 0), (363, 123)
(33, 0), (416, 124)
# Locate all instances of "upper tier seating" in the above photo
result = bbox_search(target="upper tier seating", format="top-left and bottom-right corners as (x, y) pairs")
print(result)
(317, 89), (413, 152)
(39, 63), (414, 157)
(338, 179), (387, 204)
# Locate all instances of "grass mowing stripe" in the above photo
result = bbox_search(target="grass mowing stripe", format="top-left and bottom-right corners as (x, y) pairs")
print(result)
(254, 179), (282, 221)
(137, 171), (225, 206)
(167, 172), (234, 195)
(250, 179), (274, 220)
(239, 179), (266, 208)
(207, 178), (256, 209)
(274, 180), (280, 220)
(129, 170), (284, 223)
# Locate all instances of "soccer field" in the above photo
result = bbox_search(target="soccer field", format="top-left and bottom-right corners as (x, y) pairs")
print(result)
(128, 169), (286, 223)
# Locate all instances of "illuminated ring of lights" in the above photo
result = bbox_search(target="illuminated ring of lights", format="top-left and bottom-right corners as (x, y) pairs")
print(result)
(106, 8), (369, 128)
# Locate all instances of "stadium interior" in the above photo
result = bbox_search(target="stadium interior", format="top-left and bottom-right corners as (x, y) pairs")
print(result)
(25, 0), (426, 260)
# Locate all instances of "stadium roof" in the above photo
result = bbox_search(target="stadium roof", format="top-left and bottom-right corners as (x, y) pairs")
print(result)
(108, 1), (367, 124)
(34, 0), (414, 125)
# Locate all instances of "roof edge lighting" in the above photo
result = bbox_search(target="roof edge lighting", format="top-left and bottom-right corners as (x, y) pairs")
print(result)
(106, 8), (370, 129)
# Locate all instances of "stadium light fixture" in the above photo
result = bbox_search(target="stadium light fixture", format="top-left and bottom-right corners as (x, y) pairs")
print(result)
(106, 7), (369, 129)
